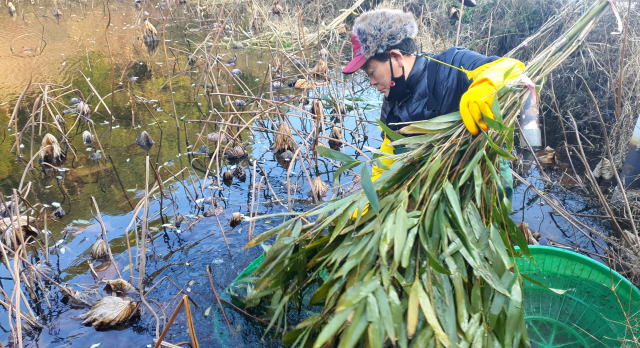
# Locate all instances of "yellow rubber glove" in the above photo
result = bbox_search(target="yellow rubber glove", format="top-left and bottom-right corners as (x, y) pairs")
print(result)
(460, 58), (525, 135)
(371, 134), (395, 182)
(352, 130), (394, 219)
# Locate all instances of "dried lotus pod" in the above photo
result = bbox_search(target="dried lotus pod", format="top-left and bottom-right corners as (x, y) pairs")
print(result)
(91, 239), (108, 260)
(76, 101), (91, 119)
(203, 204), (224, 217)
(79, 296), (138, 327)
(449, 7), (461, 20)
(309, 176), (328, 200)
(225, 145), (247, 159)
(294, 79), (312, 89)
(82, 130), (94, 146)
(516, 222), (540, 246)
(310, 100), (325, 118)
(319, 47), (329, 60)
(135, 131), (155, 153)
(272, 4), (283, 15)
(55, 114), (66, 128)
(102, 279), (137, 294)
(233, 166), (246, 181)
(593, 158), (614, 180)
(535, 146), (559, 165)
(328, 127), (342, 150)
(8, 2), (16, 15)
(40, 133), (65, 165)
(310, 60), (327, 75)
(207, 132), (227, 143)
(223, 170), (234, 183)
(273, 122), (295, 152)
(52, 206), (65, 218)
(60, 287), (103, 307)
(144, 19), (157, 37)
(27, 262), (54, 283)
(230, 212), (242, 228)
(1, 216), (39, 248)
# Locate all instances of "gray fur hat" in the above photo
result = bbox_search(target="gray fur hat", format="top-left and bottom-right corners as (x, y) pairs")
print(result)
(353, 9), (418, 58)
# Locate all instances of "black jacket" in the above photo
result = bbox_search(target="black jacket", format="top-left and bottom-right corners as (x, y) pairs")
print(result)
(381, 47), (499, 131)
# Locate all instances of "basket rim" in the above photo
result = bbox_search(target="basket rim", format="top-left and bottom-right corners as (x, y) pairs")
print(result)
(518, 245), (640, 301)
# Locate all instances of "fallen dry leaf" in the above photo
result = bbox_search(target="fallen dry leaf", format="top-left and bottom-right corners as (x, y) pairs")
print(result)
(79, 296), (137, 327)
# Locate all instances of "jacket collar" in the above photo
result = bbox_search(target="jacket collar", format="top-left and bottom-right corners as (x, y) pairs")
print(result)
(393, 55), (428, 105)
(405, 54), (428, 94)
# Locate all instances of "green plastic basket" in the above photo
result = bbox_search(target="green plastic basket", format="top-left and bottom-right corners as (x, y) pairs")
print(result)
(517, 246), (640, 348)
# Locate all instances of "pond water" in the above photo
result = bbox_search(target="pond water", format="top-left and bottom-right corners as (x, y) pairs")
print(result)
(0, 0), (617, 347)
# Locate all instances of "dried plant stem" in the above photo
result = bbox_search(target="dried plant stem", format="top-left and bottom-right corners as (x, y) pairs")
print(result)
(10, 78), (32, 159)
(139, 156), (150, 290)
(213, 215), (232, 256)
(91, 196), (122, 279)
(455, 2), (464, 46)
(182, 295), (200, 348)
(206, 265), (234, 336)
(218, 298), (282, 332)
(153, 296), (186, 348)
(11, 244), (23, 348)
(580, 77), (640, 247)
(615, 0), (632, 121)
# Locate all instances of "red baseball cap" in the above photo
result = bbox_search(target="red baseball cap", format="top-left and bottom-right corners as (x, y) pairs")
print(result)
(342, 34), (368, 74)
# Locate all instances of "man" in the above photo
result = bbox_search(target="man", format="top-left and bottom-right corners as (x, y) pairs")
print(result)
(342, 9), (524, 189)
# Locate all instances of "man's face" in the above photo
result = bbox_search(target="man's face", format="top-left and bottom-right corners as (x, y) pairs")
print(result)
(361, 51), (405, 98)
